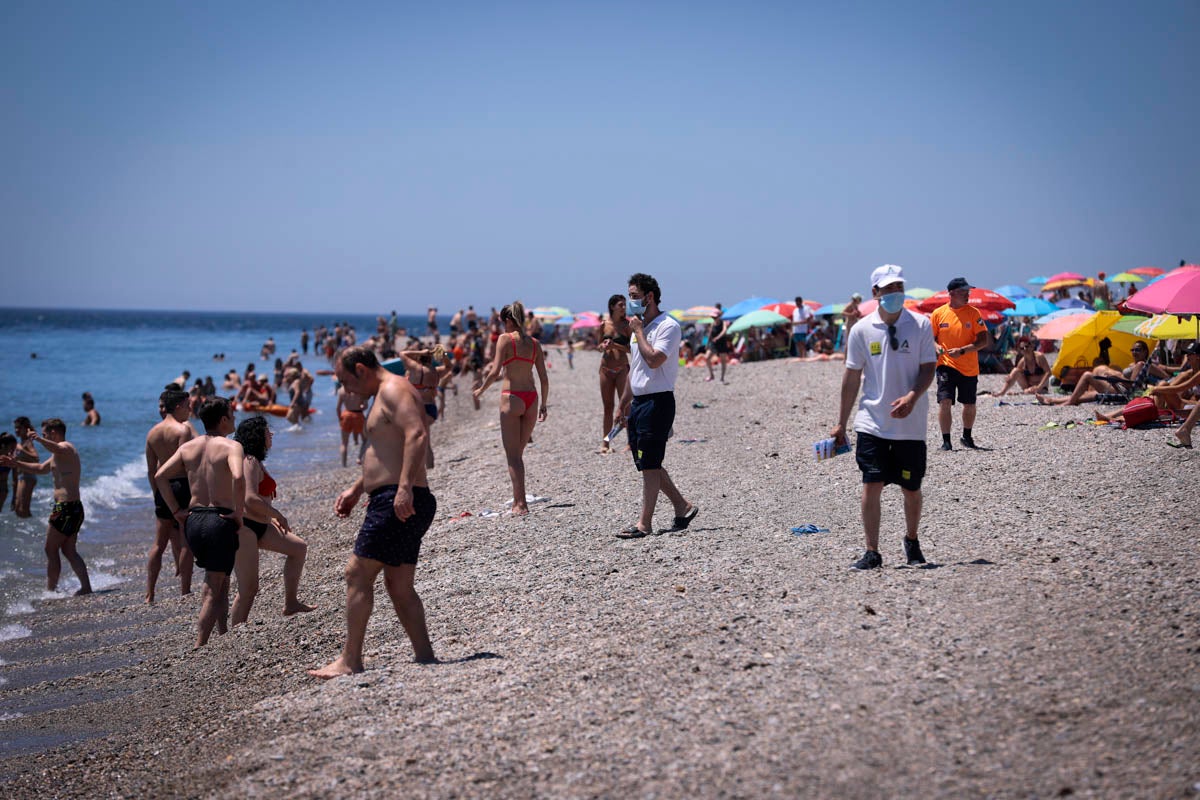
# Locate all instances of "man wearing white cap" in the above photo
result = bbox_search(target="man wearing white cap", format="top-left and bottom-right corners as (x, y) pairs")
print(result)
(831, 265), (937, 570)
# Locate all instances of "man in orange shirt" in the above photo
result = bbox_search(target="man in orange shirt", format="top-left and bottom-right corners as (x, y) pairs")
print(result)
(931, 277), (990, 450)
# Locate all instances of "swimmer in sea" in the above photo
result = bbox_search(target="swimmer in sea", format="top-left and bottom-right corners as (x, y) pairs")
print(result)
(154, 397), (246, 647)
(145, 388), (196, 603)
(310, 346), (438, 677)
(11, 417), (39, 518)
(0, 419), (92, 595)
(82, 392), (101, 426)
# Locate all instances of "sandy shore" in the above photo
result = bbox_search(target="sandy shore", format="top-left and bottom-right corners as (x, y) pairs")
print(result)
(1, 349), (1197, 798)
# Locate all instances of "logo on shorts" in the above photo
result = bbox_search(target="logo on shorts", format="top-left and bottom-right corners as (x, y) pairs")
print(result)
(901, 469), (911, 480)
(869, 341), (882, 356)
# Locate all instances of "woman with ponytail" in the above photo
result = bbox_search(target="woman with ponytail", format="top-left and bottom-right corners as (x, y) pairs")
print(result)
(474, 301), (550, 515)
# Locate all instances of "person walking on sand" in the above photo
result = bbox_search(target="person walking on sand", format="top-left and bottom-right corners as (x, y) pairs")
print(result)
(832, 264), (937, 570)
(154, 397), (247, 647)
(1, 418), (93, 594)
(615, 273), (698, 538)
(931, 277), (989, 450)
(791, 296), (815, 357)
(233, 416), (315, 619)
(706, 304), (731, 383)
(474, 301), (549, 515)
(336, 382), (367, 467)
(144, 388), (196, 603)
(310, 346), (439, 678)
(597, 294), (632, 454)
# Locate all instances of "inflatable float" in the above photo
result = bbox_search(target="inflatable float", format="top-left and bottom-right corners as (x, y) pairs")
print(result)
(241, 403), (316, 417)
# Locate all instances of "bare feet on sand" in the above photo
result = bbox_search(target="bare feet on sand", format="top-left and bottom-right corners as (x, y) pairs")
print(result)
(1172, 429), (1193, 448)
(284, 601), (317, 616)
(74, 587), (92, 596)
(308, 656), (361, 680)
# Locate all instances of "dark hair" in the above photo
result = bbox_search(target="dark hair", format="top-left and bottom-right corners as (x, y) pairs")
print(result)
(197, 397), (232, 432)
(0, 432), (16, 450)
(41, 417), (66, 436)
(339, 345), (380, 372)
(1131, 340), (1149, 351)
(628, 273), (661, 306)
(81, 392), (92, 401)
(83, 395), (95, 410)
(501, 302), (529, 339)
(234, 415), (270, 461)
(13, 416), (32, 429)
(607, 294), (626, 313)
(160, 389), (190, 413)
(794, 296), (803, 305)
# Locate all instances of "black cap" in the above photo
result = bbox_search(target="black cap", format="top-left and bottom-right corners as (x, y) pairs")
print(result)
(1186, 342), (1200, 355)
(947, 277), (973, 292)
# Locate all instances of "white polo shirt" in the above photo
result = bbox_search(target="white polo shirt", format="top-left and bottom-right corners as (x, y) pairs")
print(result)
(630, 313), (681, 396)
(845, 308), (937, 441)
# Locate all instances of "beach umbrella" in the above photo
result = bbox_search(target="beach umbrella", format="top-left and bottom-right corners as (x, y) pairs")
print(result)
(979, 308), (1006, 324)
(1028, 276), (1049, 285)
(858, 297), (922, 315)
(667, 309), (685, 320)
(815, 302), (846, 315)
(1042, 277), (1090, 292)
(904, 287), (937, 299)
(1124, 265), (1200, 315)
(993, 284), (1031, 300)
(803, 299), (823, 311)
(554, 315), (575, 326)
(916, 288), (1016, 313)
(1056, 298), (1090, 309)
(1002, 297), (1058, 317)
(760, 301), (796, 317)
(1133, 314), (1200, 340)
(530, 306), (570, 320)
(1033, 308), (1095, 325)
(680, 305), (721, 321)
(570, 317), (602, 330)
(1051, 311), (1146, 373)
(721, 296), (782, 321)
(1106, 272), (1144, 283)
(726, 309), (789, 333)
(1034, 312), (1096, 341)
(1047, 271), (1086, 283)
(1129, 266), (1164, 277)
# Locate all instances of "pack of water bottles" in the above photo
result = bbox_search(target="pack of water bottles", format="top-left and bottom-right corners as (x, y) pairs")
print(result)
(812, 437), (852, 462)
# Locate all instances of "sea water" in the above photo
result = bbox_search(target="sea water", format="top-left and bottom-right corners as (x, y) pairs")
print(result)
(0, 308), (436, 642)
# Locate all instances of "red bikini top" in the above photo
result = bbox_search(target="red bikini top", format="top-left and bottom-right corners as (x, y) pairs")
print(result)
(258, 468), (277, 500)
(501, 333), (537, 366)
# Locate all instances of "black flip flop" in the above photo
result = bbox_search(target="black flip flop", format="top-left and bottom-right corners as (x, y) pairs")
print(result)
(1167, 439), (1194, 449)
(660, 505), (699, 533)
(616, 525), (649, 539)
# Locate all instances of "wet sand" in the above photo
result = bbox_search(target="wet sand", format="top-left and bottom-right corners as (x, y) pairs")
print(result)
(1, 349), (1197, 798)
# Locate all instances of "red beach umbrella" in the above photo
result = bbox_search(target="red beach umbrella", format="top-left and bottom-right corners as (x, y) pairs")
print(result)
(803, 299), (823, 311)
(1124, 265), (1200, 315)
(858, 297), (923, 315)
(760, 302), (797, 316)
(916, 288), (1017, 313)
(1128, 266), (1164, 277)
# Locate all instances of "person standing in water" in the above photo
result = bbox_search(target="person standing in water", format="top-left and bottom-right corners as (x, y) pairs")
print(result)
(145, 388), (195, 602)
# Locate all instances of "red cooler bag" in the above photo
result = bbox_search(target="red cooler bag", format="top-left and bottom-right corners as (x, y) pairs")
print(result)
(1120, 397), (1157, 428)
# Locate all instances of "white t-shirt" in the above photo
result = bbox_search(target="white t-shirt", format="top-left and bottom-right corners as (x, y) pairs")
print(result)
(792, 306), (814, 335)
(630, 313), (682, 396)
(845, 309), (937, 441)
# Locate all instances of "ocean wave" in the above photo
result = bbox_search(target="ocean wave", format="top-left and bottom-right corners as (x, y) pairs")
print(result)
(6, 600), (34, 616)
(0, 711), (24, 721)
(80, 460), (150, 510)
(0, 623), (32, 642)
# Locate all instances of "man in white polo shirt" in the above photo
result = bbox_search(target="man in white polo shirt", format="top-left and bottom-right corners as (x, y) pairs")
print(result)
(615, 273), (699, 539)
(831, 264), (937, 570)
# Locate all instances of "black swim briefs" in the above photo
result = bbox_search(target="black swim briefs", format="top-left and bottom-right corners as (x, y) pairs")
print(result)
(245, 517), (270, 540)
(184, 507), (240, 574)
(153, 477), (192, 521)
(354, 485), (436, 567)
(628, 391), (675, 472)
(936, 365), (978, 405)
(49, 500), (85, 537)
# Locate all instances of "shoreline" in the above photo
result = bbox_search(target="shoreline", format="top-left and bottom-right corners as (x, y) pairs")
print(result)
(1, 351), (1197, 797)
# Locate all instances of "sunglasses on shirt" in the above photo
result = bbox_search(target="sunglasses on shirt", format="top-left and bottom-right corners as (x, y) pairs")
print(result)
(887, 324), (899, 351)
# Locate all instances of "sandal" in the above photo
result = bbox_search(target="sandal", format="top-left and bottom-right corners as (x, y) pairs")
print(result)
(615, 525), (648, 539)
(659, 505), (699, 533)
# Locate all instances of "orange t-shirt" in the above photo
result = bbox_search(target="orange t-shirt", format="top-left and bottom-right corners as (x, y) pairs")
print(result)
(930, 304), (985, 377)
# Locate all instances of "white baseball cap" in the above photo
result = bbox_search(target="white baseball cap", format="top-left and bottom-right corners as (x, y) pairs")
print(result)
(870, 264), (905, 289)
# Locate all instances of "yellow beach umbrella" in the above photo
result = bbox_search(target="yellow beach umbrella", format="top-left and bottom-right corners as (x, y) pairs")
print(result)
(1134, 314), (1200, 340)
(1051, 311), (1147, 374)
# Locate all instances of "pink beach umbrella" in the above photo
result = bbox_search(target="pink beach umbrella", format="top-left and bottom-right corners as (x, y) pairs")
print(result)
(1046, 271), (1086, 284)
(857, 297), (923, 315)
(571, 317), (602, 330)
(1124, 265), (1200, 316)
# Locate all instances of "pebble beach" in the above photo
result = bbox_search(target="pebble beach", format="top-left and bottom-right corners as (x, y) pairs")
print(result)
(0, 349), (1197, 799)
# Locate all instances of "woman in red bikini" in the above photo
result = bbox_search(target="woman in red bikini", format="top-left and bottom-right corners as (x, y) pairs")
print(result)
(232, 416), (315, 621)
(474, 301), (550, 515)
(598, 294), (632, 453)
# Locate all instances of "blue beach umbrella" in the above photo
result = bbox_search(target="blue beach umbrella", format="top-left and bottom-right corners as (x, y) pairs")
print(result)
(721, 296), (782, 321)
(815, 303), (846, 315)
(1028, 276), (1049, 285)
(1002, 297), (1057, 317)
(994, 284), (1030, 300)
(1056, 298), (1090, 309)
(1033, 308), (1096, 325)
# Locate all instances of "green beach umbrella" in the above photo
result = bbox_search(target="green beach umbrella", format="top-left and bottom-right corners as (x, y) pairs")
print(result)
(727, 309), (789, 333)
(1106, 272), (1144, 283)
(905, 287), (936, 299)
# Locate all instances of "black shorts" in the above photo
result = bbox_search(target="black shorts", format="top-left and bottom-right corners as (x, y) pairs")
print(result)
(354, 485), (437, 567)
(153, 477), (191, 521)
(185, 507), (240, 574)
(854, 432), (927, 492)
(936, 365), (978, 405)
(711, 337), (731, 355)
(245, 518), (269, 540)
(49, 501), (85, 537)
(628, 391), (675, 472)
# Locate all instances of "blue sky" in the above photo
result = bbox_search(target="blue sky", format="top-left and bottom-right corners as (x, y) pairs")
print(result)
(3, 0), (1197, 314)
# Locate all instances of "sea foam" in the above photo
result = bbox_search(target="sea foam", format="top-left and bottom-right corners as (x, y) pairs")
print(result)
(80, 460), (150, 510)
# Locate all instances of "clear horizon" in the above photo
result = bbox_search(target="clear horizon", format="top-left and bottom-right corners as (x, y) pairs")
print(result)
(4, 1), (1198, 314)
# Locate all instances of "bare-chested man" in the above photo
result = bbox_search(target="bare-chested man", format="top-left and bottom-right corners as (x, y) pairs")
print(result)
(82, 393), (101, 426)
(310, 346), (437, 678)
(336, 383), (367, 467)
(154, 397), (247, 647)
(286, 366), (315, 425)
(144, 388), (195, 602)
(0, 418), (92, 595)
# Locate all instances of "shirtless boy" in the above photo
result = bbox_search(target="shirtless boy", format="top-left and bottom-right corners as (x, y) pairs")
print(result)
(144, 388), (196, 602)
(11, 417), (39, 517)
(310, 345), (438, 678)
(0, 419), (92, 595)
(154, 397), (248, 647)
(336, 383), (367, 467)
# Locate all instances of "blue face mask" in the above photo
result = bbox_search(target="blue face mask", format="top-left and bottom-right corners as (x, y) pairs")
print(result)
(627, 297), (646, 317)
(879, 291), (906, 314)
